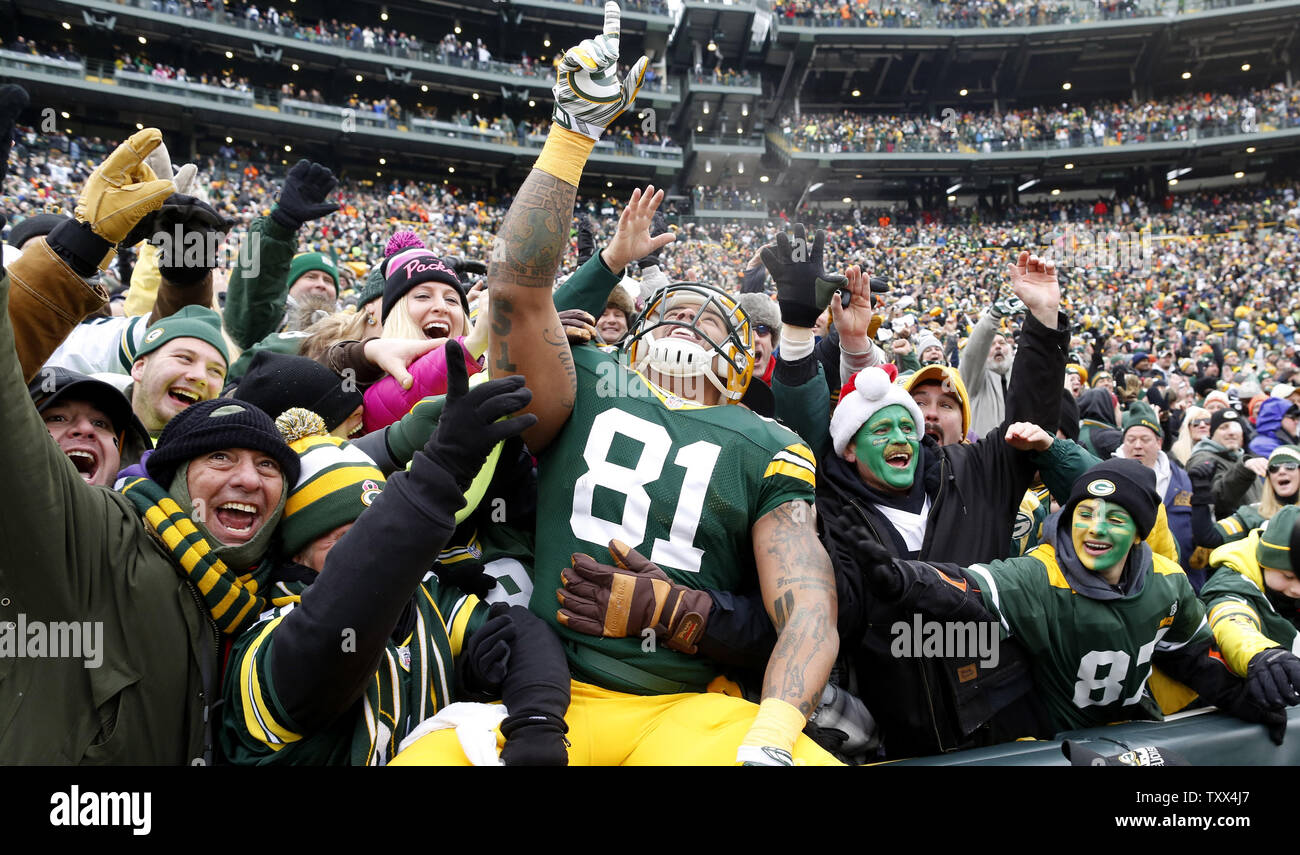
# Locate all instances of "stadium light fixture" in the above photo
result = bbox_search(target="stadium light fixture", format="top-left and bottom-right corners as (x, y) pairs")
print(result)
(528, 99), (535, 107)
(851, 89), (861, 97)
(737, 126), (744, 135)
(135, 122), (143, 130)
(544, 35), (551, 48)
(355, 74), (363, 82)
(422, 84), (429, 92)
(291, 63), (299, 71)
(855, 174), (863, 179)
(696, 125), (703, 133)
(705, 160), (712, 173)
(947, 195), (956, 202)
(1018, 179), (1039, 192)
(958, 88), (968, 96)
(737, 162), (744, 174)
(1051, 188), (1061, 195)
(225, 50), (234, 59)
(606, 181), (613, 187)
(1234, 171), (1245, 179)
(379, 157), (386, 165)
(1246, 146), (1256, 153)
(225, 136), (233, 143)
(703, 102), (709, 114)
(284, 144), (292, 152)
(376, 171), (382, 177)
(454, 21), (462, 34)
(472, 93), (480, 100)
(1181, 71), (1191, 80)
(381, 11), (388, 21)
(1064, 163), (1074, 170)
(759, 175), (769, 183)
(1061, 82), (1072, 90)
(842, 197), (852, 204)
(1168, 179), (1178, 186)
(62, 21), (71, 29)
(1166, 167), (1192, 181)
(1242, 63), (1251, 71)
(707, 39), (717, 52)
(945, 183), (962, 195)
(60, 111), (69, 119)
(138, 35), (147, 44)
(449, 166), (455, 173)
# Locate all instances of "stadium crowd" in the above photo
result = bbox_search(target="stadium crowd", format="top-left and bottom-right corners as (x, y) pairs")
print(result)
(2, 5), (1300, 767)
(784, 81), (1300, 153)
(772, 0), (1145, 28)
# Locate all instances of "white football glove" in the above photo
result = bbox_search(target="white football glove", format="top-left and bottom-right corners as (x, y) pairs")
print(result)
(551, 1), (648, 142)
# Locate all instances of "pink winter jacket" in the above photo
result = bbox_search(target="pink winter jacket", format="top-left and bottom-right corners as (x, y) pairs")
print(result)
(362, 336), (483, 433)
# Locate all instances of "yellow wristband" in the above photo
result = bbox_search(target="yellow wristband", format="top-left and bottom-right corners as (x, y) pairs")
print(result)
(740, 697), (806, 753)
(533, 125), (596, 188)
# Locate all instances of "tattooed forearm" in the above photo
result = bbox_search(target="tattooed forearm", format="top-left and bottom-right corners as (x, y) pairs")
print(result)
(488, 170), (577, 290)
(482, 167), (579, 449)
(754, 501), (839, 718)
(492, 298), (518, 373)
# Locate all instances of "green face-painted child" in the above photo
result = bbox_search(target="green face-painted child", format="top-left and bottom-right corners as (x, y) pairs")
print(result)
(845, 404), (920, 493)
(1071, 498), (1138, 584)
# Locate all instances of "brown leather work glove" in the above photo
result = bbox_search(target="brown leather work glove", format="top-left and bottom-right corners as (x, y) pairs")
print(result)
(557, 539), (711, 654)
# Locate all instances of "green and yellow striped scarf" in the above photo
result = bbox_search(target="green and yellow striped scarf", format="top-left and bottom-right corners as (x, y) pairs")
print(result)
(119, 476), (272, 635)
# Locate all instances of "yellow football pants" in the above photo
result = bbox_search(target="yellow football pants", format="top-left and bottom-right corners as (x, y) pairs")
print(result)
(391, 680), (843, 766)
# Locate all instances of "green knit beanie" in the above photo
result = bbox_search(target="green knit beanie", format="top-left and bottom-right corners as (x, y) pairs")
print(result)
(356, 266), (385, 307)
(136, 305), (230, 367)
(275, 409), (385, 560)
(288, 252), (338, 295)
(1122, 401), (1163, 438)
(1258, 505), (1300, 573)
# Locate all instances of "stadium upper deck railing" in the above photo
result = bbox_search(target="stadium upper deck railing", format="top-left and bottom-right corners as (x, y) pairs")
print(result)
(4, 54), (684, 163)
(769, 0), (1282, 29)
(82, 0), (677, 97)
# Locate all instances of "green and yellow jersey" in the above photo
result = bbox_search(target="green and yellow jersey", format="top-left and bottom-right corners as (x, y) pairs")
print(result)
(530, 344), (816, 695)
(1202, 532), (1300, 676)
(222, 577), (489, 765)
(967, 542), (1213, 731)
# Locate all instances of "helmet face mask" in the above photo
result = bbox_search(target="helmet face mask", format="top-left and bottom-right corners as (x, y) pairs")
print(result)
(625, 283), (754, 403)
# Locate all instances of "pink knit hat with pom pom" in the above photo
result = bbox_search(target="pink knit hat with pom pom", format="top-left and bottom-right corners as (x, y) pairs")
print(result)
(380, 230), (466, 324)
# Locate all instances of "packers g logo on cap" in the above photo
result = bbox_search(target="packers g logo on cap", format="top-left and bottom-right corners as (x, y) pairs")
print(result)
(144, 328), (163, 343)
(1087, 479), (1116, 497)
(360, 479), (382, 507)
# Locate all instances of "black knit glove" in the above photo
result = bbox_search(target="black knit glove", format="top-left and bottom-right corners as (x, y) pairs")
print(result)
(1246, 648), (1300, 709)
(459, 610), (513, 695)
(575, 212), (596, 267)
(123, 194), (236, 284)
(422, 340), (537, 492)
(433, 558), (498, 599)
(270, 159), (339, 230)
(1187, 461), (1216, 507)
(500, 713), (569, 766)
(760, 223), (846, 328)
(0, 84), (29, 194)
(836, 511), (904, 601)
(636, 209), (668, 269)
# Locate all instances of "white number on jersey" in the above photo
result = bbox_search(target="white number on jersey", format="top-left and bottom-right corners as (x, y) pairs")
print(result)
(569, 409), (721, 573)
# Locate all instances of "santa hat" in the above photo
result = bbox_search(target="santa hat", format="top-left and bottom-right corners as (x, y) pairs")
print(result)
(830, 366), (924, 458)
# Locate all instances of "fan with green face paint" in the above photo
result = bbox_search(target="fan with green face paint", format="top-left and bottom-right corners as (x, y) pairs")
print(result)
(844, 404), (920, 493)
(1071, 498), (1138, 584)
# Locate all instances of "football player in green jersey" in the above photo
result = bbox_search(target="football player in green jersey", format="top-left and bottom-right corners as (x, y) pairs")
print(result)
(846, 455), (1291, 744)
(392, 2), (839, 766)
